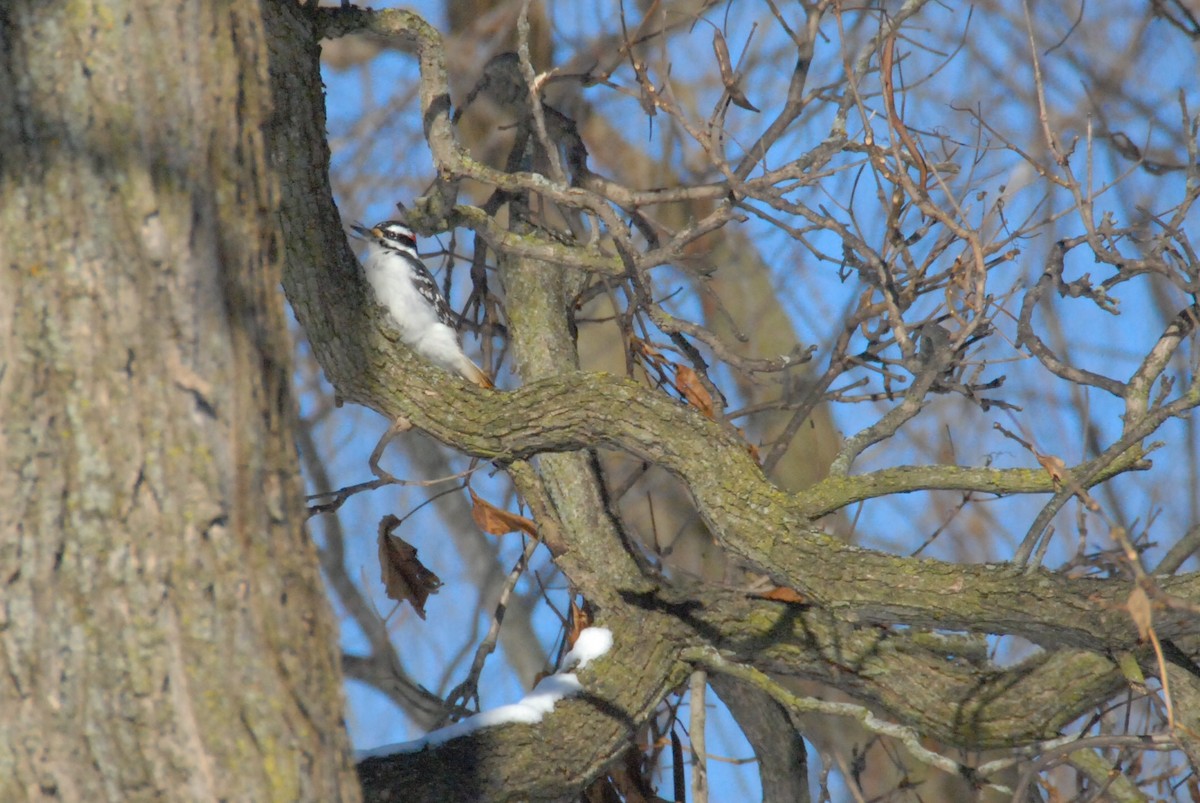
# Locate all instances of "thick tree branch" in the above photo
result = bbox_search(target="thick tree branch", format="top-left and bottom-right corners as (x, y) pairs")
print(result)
(357, 614), (690, 803)
(328, 343), (1200, 650)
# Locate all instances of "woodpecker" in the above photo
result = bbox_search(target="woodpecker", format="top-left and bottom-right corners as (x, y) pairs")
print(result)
(351, 220), (493, 389)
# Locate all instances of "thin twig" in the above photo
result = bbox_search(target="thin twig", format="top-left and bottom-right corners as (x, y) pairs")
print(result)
(689, 669), (709, 803)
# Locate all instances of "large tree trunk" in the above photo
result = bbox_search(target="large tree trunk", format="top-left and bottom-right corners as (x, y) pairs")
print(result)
(0, 2), (358, 800)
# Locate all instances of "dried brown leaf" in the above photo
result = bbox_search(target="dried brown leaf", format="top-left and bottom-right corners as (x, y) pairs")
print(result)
(377, 515), (442, 619)
(756, 586), (808, 604)
(1035, 452), (1067, 485)
(712, 29), (759, 112)
(470, 490), (538, 538)
(1127, 585), (1152, 640)
(674, 365), (715, 419)
(568, 597), (594, 649)
(632, 337), (665, 365)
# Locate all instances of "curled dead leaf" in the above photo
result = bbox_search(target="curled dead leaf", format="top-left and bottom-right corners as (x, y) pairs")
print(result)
(1126, 585), (1152, 641)
(567, 597), (594, 651)
(1035, 452), (1067, 485)
(377, 515), (442, 619)
(712, 29), (759, 112)
(674, 365), (715, 419)
(755, 586), (808, 605)
(470, 490), (538, 538)
(632, 337), (665, 365)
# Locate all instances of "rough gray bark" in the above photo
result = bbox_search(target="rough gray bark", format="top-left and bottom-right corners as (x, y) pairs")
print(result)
(0, 2), (357, 800)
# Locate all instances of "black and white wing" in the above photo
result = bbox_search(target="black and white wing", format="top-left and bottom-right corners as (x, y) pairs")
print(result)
(405, 255), (456, 329)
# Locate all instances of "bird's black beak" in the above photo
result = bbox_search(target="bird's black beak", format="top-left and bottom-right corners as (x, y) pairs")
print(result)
(350, 224), (376, 239)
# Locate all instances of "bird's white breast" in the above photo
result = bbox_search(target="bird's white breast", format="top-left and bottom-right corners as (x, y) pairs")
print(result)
(361, 243), (468, 373)
(362, 244), (442, 338)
